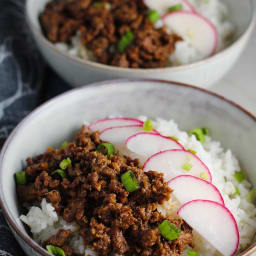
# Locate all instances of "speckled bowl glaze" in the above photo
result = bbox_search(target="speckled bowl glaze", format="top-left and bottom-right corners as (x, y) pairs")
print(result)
(0, 80), (255, 255)
(25, 0), (255, 88)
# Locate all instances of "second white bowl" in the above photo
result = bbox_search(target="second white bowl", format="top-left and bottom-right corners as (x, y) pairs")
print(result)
(25, 0), (255, 88)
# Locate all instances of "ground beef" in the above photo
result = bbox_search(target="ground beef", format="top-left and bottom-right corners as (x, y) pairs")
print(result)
(47, 229), (73, 247)
(17, 125), (193, 255)
(39, 0), (182, 68)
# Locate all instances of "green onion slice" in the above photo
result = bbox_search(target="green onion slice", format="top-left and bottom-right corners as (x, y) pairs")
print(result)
(235, 186), (240, 196)
(59, 158), (72, 170)
(202, 127), (209, 135)
(121, 170), (140, 192)
(158, 220), (180, 241)
(182, 162), (192, 171)
(117, 30), (134, 53)
(187, 148), (197, 154)
(15, 171), (27, 185)
(143, 120), (153, 131)
(93, 2), (103, 8)
(51, 169), (67, 179)
(46, 245), (65, 256)
(168, 4), (183, 12)
(93, 2), (111, 9)
(186, 250), (199, 256)
(246, 189), (256, 203)
(189, 128), (205, 143)
(170, 136), (179, 142)
(234, 171), (245, 183)
(148, 10), (160, 23)
(61, 142), (69, 149)
(97, 143), (115, 157)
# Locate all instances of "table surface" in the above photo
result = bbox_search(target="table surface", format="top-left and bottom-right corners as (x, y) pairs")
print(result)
(211, 1), (256, 115)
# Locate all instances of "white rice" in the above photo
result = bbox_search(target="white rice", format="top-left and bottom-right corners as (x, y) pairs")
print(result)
(53, 0), (234, 66)
(20, 199), (96, 255)
(21, 118), (256, 255)
(55, 31), (95, 62)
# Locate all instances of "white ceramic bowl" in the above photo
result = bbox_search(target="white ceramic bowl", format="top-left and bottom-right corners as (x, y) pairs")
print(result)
(25, 0), (255, 88)
(0, 79), (256, 256)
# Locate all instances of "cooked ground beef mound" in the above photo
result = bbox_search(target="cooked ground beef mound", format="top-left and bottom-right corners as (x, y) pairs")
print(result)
(39, 0), (182, 68)
(17, 126), (193, 256)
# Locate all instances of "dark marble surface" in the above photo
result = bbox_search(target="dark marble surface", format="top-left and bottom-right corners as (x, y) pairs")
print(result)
(0, 1), (71, 255)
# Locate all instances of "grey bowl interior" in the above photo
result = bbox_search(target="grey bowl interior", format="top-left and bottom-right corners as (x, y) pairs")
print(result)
(0, 80), (256, 255)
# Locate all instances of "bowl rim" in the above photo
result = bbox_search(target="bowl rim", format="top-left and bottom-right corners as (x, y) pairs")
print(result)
(25, 0), (255, 73)
(0, 79), (256, 256)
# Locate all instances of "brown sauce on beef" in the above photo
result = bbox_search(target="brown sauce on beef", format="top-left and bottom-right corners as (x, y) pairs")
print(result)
(39, 0), (182, 68)
(17, 126), (193, 255)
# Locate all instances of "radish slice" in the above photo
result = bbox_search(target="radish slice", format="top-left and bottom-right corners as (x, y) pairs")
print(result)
(99, 125), (158, 156)
(143, 149), (212, 182)
(163, 11), (218, 57)
(126, 132), (184, 160)
(144, 0), (195, 15)
(89, 117), (142, 132)
(182, 0), (196, 12)
(100, 125), (143, 144)
(178, 200), (239, 256)
(168, 175), (224, 205)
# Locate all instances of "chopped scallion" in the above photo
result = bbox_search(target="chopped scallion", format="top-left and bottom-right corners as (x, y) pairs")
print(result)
(170, 136), (179, 142)
(93, 2), (111, 9)
(93, 2), (103, 8)
(117, 30), (134, 53)
(148, 10), (160, 23)
(202, 127), (209, 135)
(189, 128), (205, 143)
(182, 162), (192, 171)
(143, 120), (153, 131)
(168, 4), (183, 12)
(200, 172), (208, 180)
(61, 142), (69, 149)
(121, 170), (140, 192)
(51, 169), (67, 179)
(158, 220), (180, 241)
(187, 148), (197, 154)
(186, 250), (199, 256)
(59, 158), (72, 170)
(15, 171), (27, 185)
(235, 186), (240, 196)
(97, 143), (115, 157)
(46, 245), (66, 256)
(234, 171), (245, 183)
(246, 189), (256, 203)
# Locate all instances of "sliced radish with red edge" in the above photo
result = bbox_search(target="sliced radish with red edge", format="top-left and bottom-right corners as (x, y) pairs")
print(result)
(182, 0), (196, 12)
(163, 11), (218, 58)
(144, 0), (195, 14)
(89, 117), (143, 132)
(126, 132), (184, 159)
(100, 125), (144, 144)
(143, 149), (212, 182)
(178, 200), (239, 256)
(168, 175), (224, 205)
